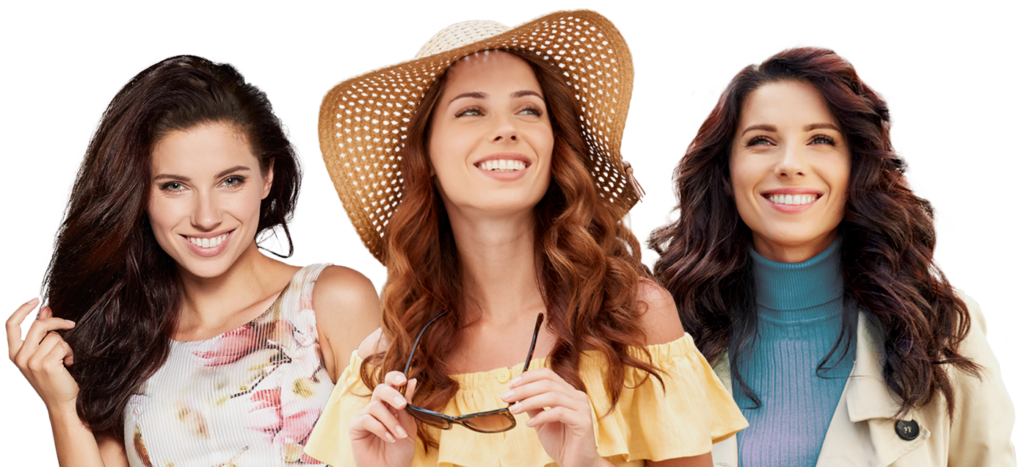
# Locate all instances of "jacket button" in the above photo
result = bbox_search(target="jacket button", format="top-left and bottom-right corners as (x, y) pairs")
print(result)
(895, 420), (920, 440)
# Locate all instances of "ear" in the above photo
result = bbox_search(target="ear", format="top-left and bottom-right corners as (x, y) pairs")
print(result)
(261, 157), (275, 200)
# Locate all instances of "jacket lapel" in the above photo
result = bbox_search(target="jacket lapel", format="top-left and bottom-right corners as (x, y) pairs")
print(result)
(816, 312), (930, 467)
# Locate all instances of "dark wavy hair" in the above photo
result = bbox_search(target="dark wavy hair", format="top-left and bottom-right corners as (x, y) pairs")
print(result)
(360, 49), (661, 450)
(648, 47), (979, 418)
(43, 55), (301, 436)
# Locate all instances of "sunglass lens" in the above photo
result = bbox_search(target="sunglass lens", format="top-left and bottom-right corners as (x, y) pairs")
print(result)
(462, 412), (515, 433)
(406, 406), (451, 429)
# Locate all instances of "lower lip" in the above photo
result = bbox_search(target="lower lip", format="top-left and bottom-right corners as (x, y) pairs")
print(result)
(476, 166), (528, 181)
(182, 231), (234, 257)
(764, 196), (819, 213)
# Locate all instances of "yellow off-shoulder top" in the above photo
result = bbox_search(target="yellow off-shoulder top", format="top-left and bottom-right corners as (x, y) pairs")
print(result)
(304, 333), (747, 466)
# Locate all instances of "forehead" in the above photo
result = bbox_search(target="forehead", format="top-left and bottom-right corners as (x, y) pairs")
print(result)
(151, 122), (257, 172)
(441, 51), (543, 96)
(740, 80), (836, 127)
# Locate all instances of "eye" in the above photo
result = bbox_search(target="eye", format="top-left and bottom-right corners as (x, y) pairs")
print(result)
(746, 136), (772, 147)
(811, 134), (836, 145)
(518, 105), (543, 117)
(221, 175), (246, 187)
(455, 106), (483, 118)
(160, 181), (186, 192)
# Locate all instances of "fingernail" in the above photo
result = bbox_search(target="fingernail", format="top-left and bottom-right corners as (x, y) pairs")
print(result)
(510, 402), (523, 414)
(29, 298), (39, 304)
(393, 396), (406, 407)
(395, 425), (408, 439)
(395, 374), (406, 384)
(509, 376), (521, 387)
(525, 417), (536, 427)
(385, 432), (396, 443)
(500, 390), (514, 401)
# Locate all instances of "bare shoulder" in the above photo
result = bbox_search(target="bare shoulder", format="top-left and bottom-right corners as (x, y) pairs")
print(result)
(357, 327), (387, 360)
(311, 265), (380, 381)
(636, 279), (685, 345)
(97, 433), (129, 467)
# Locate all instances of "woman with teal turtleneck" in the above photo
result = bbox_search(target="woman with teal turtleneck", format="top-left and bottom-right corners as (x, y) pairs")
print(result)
(649, 47), (1015, 466)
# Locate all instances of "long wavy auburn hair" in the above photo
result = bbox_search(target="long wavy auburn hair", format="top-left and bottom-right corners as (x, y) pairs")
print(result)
(648, 47), (979, 418)
(359, 49), (661, 449)
(44, 55), (301, 436)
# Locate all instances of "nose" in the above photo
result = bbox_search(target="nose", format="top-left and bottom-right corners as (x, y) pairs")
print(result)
(190, 190), (221, 231)
(774, 142), (806, 178)
(491, 112), (518, 144)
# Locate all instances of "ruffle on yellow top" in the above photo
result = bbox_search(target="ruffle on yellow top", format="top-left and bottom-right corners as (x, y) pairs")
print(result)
(304, 334), (747, 467)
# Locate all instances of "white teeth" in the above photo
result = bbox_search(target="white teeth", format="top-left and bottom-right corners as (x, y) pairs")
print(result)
(767, 194), (818, 205)
(187, 233), (228, 249)
(478, 159), (526, 172)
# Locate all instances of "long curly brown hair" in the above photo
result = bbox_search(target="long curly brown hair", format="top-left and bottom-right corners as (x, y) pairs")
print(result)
(359, 49), (660, 449)
(648, 47), (979, 418)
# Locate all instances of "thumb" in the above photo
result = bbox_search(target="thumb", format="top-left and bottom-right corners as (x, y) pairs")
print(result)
(62, 341), (75, 366)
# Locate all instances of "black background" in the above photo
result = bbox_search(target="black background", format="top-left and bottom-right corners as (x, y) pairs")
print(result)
(6, 3), (1015, 454)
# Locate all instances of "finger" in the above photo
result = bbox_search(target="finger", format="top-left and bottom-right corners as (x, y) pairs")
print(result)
(365, 399), (409, 440)
(62, 341), (75, 366)
(524, 406), (584, 429)
(6, 298), (39, 359)
(503, 377), (580, 405)
(508, 368), (565, 388)
(509, 391), (579, 415)
(350, 412), (397, 444)
(38, 306), (53, 320)
(371, 381), (408, 410)
(22, 318), (75, 351)
(42, 338), (74, 374)
(384, 370), (407, 388)
(405, 378), (418, 401)
(27, 332), (65, 372)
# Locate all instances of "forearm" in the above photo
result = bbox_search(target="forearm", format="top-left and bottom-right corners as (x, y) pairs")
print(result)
(47, 404), (116, 467)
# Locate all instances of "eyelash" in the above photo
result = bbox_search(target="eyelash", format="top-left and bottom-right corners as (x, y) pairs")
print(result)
(159, 176), (246, 192)
(454, 105), (544, 118)
(745, 134), (837, 147)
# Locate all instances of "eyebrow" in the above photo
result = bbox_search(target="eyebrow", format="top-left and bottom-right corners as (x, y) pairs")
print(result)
(447, 90), (545, 106)
(152, 165), (251, 182)
(739, 122), (841, 136)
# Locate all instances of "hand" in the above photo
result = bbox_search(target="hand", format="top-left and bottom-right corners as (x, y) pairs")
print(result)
(502, 368), (603, 467)
(349, 370), (419, 467)
(7, 298), (80, 413)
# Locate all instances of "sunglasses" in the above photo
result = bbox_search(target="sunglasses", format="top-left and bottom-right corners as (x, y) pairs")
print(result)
(399, 311), (544, 433)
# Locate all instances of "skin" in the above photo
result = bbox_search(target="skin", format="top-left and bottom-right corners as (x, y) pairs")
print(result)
(8, 121), (380, 467)
(348, 52), (708, 467)
(730, 80), (852, 263)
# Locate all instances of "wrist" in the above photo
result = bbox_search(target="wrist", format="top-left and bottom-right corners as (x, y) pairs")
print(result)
(46, 401), (81, 424)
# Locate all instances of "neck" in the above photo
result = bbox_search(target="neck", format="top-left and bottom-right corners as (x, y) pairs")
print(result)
(176, 242), (279, 328)
(752, 229), (839, 263)
(446, 206), (546, 325)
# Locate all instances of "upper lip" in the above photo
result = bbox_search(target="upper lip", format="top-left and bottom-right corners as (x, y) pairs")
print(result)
(473, 152), (532, 168)
(180, 229), (235, 239)
(760, 187), (823, 196)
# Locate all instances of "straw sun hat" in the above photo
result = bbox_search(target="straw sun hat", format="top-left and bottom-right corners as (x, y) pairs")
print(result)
(319, 9), (642, 263)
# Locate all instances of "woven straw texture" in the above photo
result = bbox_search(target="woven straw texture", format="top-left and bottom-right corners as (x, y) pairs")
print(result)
(319, 10), (636, 263)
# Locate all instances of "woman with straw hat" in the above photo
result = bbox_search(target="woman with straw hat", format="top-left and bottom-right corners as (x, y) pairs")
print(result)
(303, 10), (746, 467)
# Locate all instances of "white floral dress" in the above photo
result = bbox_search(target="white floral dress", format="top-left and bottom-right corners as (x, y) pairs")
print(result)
(124, 264), (333, 467)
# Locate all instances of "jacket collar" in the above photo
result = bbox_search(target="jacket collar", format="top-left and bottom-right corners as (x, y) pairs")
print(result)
(844, 312), (904, 421)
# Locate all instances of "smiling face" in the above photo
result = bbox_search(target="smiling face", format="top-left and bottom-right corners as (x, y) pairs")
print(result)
(427, 51), (554, 219)
(730, 80), (851, 262)
(148, 121), (273, 279)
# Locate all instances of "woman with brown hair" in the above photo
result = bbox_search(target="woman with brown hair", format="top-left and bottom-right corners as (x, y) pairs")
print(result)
(303, 10), (746, 467)
(649, 47), (1015, 466)
(6, 55), (380, 466)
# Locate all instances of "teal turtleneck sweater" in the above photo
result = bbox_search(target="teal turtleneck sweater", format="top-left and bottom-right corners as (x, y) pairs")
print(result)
(734, 239), (856, 467)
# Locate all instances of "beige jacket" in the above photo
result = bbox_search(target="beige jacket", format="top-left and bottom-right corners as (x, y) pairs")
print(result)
(710, 293), (1016, 466)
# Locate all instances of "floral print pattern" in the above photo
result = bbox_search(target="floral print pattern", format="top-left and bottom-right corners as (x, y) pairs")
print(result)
(124, 264), (333, 467)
